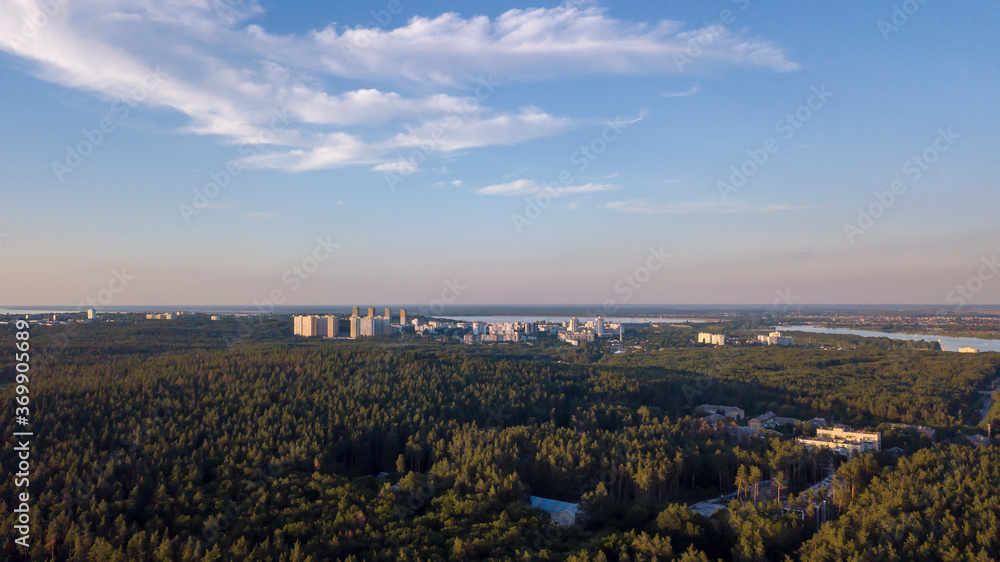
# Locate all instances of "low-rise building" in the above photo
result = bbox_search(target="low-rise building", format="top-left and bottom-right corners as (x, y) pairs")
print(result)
(796, 427), (881, 456)
(748, 412), (777, 431)
(530, 496), (580, 526)
(759, 332), (794, 346)
(146, 313), (174, 320)
(559, 330), (595, 345)
(968, 434), (991, 447)
(888, 423), (936, 441)
(696, 404), (745, 420)
(959, 347), (980, 353)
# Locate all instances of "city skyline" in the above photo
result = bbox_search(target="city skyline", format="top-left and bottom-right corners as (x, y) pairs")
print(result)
(1, 2), (998, 306)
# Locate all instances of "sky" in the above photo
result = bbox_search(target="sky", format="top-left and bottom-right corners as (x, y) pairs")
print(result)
(0, 0), (998, 307)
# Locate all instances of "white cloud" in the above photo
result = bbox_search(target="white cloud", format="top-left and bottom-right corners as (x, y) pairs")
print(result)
(661, 83), (701, 98)
(0, 1), (798, 172)
(386, 108), (572, 152)
(603, 199), (814, 214)
(309, 5), (799, 83)
(603, 199), (726, 214)
(476, 179), (616, 197)
(371, 160), (422, 174)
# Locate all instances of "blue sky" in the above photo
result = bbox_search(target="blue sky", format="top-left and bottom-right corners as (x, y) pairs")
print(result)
(1, 0), (998, 306)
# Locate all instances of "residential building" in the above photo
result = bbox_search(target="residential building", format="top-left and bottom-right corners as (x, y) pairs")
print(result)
(759, 332), (794, 346)
(559, 330), (594, 345)
(146, 313), (174, 320)
(595, 317), (605, 337)
(796, 427), (881, 456)
(959, 347), (980, 353)
(698, 333), (727, 346)
(367, 307), (375, 318)
(352, 306), (359, 317)
(293, 315), (342, 338)
(568, 317), (580, 332)
(530, 496), (580, 526)
(968, 434), (991, 447)
(87, 309), (95, 320)
(399, 309), (406, 326)
(360, 316), (388, 337)
(889, 423), (936, 441)
(696, 404), (745, 420)
(748, 412), (776, 431)
(325, 315), (340, 337)
(384, 307), (391, 320)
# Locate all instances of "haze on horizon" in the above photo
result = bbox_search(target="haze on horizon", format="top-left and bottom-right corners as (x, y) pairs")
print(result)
(0, 1), (997, 307)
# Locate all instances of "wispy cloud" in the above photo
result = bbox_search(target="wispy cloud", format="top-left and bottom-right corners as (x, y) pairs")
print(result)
(194, 202), (236, 210)
(0, 2), (797, 172)
(476, 179), (617, 197)
(371, 161), (422, 174)
(604, 199), (813, 214)
(661, 83), (701, 98)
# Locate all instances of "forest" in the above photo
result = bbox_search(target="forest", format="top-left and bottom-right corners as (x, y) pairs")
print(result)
(0, 314), (997, 560)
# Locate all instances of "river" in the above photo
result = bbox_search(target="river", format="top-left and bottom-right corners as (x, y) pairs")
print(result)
(777, 325), (1000, 353)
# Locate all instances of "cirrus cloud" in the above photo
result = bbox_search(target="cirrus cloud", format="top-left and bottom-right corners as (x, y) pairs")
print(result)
(0, 1), (798, 173)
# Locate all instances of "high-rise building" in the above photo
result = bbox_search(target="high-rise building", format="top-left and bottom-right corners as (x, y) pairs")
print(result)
(399, 309), (407, 326)
(352, 306), (359, 317)
(87, 309), (95, 320)
(385, 307), (391, 320)
(294, 315), (320, 337)
(294, 315), (341, 338)
(367, 306), (375, 318)
(360, 316), (390, 337)
(349, 316), (361, 338)
(325, 315), (340, 337)
(568, 317), (580, 332)
(595, 317), (605, 337)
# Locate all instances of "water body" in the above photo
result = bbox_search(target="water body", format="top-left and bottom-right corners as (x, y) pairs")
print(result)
(778, 325), (1000, 353)
(0, 307), (81, 315)
(446, 315), (707, 325)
